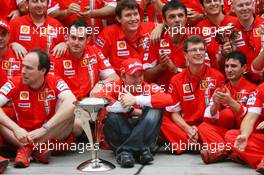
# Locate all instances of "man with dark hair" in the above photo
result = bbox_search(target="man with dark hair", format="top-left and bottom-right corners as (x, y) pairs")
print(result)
(161, 35), (225, 154)
(196, 0), (238, 69)
(95, 58), (173, 168)
(0, 49), (76, 168)
(53, 19), (119, 137)
(143, 1), (191, 90)
(95, 0), (156, 75)
(199, 51), (256, 164)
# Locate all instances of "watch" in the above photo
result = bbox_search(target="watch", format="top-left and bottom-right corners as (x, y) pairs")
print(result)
(127, 107), (135, 115)
(42, 123), (49, 131)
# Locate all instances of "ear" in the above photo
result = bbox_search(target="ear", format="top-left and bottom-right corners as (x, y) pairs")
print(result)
(116, 16), (121, 24)
(41, 68), (47, 75)
(242, 64), (247, 73)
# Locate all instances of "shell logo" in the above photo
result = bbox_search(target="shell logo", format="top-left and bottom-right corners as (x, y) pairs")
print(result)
(161, 40), (167, 46)
(119, 42), (125, 48)
(21, 92), (28, 99)
(185, 85), (191, 91)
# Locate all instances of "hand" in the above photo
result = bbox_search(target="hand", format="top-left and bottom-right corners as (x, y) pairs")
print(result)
(78, 7), (93, 18)
(187, 126), (198, 143)
(51, 42), (67, 58)
(187, 8), (203, 25)
(13, 127), (31, 145)
(256, 121), (264, 130)
(11, 42), (28, 60)
(214, 87), (233, 105)
(7, 10), (20, 20)
(90, 82), (104, 97)
(221, 41), (235, 57)
(28, 127), (48, 141)
(150, 23), (163, 45)
(67, 2), (81, 15)
(234, 134), (248, 152)
(120, 89), (136, 108)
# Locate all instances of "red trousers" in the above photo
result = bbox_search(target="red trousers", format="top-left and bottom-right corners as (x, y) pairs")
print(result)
(225, 130), (264, 168)
(161, 113), (198, 154)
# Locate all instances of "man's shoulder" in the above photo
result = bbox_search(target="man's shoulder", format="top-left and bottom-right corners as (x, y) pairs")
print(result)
(9, 15), (29, 25)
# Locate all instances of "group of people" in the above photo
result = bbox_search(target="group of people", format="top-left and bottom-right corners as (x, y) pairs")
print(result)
(0, 0), (263, 174)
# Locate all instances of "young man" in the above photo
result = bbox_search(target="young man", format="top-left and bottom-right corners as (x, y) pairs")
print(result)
(199, 51), (256, 164)
(143, 1), (190, 90)
(95, 58), (173, 168)
(161, 35), (225, 154)
(95, 0), (155, 74)
(0, 49), (76, 168)
(9, 0), (66, 59)
(225, 83), (264, 174)
(220, 0), (264, 82)
(196, 0), (238, 69)
(54, 19), (119, 137)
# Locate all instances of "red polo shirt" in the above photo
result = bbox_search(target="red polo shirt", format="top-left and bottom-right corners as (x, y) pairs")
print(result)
(9, 15), (65, 53)
(95, 22), (155, 74)
(0, 0), (16, 21)
(167, 65), (225, 125)
(54, 46), (115, 99)
(0, 74), (71, 131)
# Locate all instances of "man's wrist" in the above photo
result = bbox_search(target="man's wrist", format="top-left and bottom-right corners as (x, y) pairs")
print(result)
(42, 123), (49, 131)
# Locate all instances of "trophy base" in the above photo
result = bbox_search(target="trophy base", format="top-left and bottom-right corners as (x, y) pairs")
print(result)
(77, 158), (116, 172)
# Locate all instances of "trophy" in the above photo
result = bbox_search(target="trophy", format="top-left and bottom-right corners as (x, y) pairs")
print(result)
(74, 97), (115, 172)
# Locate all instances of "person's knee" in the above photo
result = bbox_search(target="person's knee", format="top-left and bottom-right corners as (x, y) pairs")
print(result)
(225, 129), (239, 144)
(143, 108), (163, 125)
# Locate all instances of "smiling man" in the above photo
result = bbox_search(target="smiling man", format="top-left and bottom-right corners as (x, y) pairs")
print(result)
(95, 0), (156, 75)
(198, 51), (256, 164)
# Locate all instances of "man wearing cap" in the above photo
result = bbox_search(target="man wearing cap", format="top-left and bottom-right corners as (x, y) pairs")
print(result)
(161, 35), (225, 154)
(9, 0), (66, 60)
(0, 49), (76, 168)
(95, 58), (173, 168)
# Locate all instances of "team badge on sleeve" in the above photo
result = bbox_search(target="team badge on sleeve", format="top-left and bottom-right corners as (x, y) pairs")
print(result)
(0, 82), (14, 95)
(96, 37), (105, 48)
(247, 91), (257, 106)
(56, 80), (69, 91)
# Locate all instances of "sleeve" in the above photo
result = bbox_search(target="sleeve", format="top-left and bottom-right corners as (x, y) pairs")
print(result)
(143, 43), (159, 70)
(95, 47), (116, 79)
(0, 79), (18, 103)
(165, 77), (182, 112)
(247, 86), (264, 115)
(95, 28), (111, 58)
(54, 76), (71, 98)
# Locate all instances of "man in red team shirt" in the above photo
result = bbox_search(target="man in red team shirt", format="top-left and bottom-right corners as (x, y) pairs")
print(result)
(9, 0), (67, 60)
(95, 58), (173, 168)
(54, 19), (119, 137)
(0, 49), (76, 168)
(95, 0), (156, 74)
(161, 35), (225, 154)
(220, 0), (264, 83)
(196, 0), (238, 69)
(144, 1), (190, 90)
(198, 51), (256, 164)
(225, 84), (264, 174)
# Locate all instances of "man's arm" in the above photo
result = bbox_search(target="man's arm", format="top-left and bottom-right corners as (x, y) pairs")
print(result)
(252, 50), (264, 73)
(79, 6), (116, 19)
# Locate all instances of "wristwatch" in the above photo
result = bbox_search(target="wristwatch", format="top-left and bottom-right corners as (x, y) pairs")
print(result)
(127, 107), (135, 115)
(42, 123), (49, 131)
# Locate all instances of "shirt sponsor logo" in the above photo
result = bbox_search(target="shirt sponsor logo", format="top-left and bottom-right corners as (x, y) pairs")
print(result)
(20, 91), (29, 100)
(0, 82), (14, 95)
(64, 70), (75, 76)
(117, 41), (127, 50)
(253, 27), (262, 37)
(89, 58), (97, 65)
(38, 90), (56, 101)
(2, 61), (20, 70)
(142, 37), (150, 50)
(19, 35), (31, 41)
(159, 49), (171, 55)
(63, 60), (72, 69)
(160, 39), (169, 47)
(96, 37), (105, 48)
(56, 80), (69, 92)
(183, 94), (195, 101)
(82, 58), (89, 67)
(247, 92), (257, 106)
(183, 83), (192, 93)
(117, 51), (130, 56)
(143, 53), (149, 61)
(20, 25), (30, 34)
(200, 79), (216, 90)
(18, 103), (31, 108)
(98, 52), (105, 59)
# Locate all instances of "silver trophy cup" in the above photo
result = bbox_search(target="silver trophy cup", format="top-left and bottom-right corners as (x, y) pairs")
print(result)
(74, 97), (115, 172)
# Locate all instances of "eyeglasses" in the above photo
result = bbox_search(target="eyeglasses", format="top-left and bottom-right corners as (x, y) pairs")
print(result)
(187, 47), (206, 53)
